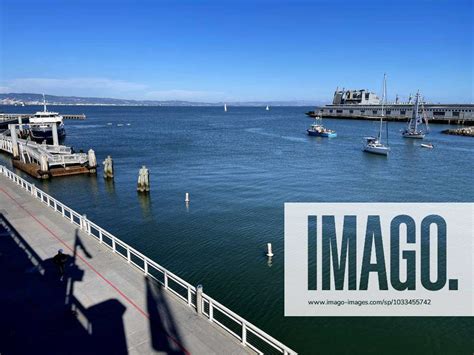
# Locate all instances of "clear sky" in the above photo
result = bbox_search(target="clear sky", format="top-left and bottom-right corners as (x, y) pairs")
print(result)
(0, 0), (472, 103)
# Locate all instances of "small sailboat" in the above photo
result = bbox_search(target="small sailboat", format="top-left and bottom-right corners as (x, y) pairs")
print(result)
(363, 74), (390, 156)
(224, 103), (227, 112)
(421, 143), (434, 149)
(402, 91), (428, 139)
(266, 105), (270, 111)
(307, 116), (337, 137)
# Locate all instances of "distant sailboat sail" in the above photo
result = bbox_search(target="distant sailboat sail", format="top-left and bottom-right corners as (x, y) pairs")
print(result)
(266, 105), (269, 111)
(224, 103), (227, 112)
(402, 91), (427, 139)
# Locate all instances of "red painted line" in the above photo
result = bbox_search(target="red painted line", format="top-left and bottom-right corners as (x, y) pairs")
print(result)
(0, 187), (190, 355)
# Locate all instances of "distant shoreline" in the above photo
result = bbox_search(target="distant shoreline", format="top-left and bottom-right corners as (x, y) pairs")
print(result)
(0, 93), (324, 107)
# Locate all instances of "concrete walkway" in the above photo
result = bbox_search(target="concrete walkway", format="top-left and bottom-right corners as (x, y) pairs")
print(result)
(0, 175), (254, 355)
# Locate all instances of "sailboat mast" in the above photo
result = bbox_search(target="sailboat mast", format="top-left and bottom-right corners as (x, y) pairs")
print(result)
(379, 73), (386, 141)
(414, 92), (419, 132)
(384, 75), (389, 145)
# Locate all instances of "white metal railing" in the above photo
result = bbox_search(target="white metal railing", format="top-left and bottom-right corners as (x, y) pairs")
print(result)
(0, 165), (297, 355)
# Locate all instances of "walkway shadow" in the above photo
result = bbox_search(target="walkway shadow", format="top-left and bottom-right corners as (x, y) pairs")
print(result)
(0, 214), (128, 355)
(146, 276), (187, 354)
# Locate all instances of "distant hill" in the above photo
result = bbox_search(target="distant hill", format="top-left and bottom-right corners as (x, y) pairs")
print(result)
(0, 93), (323, 107)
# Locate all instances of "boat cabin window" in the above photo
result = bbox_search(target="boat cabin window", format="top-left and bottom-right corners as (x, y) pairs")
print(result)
(372, 110), (377, 114)
(400, 110), (406, 115)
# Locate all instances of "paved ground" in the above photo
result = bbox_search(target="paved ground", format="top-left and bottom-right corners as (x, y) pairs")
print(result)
(0, 174), (254, 355)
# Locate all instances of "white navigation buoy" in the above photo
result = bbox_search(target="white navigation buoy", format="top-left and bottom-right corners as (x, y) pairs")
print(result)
(266, 243), (274, 257)
(185, 192), (190, 203)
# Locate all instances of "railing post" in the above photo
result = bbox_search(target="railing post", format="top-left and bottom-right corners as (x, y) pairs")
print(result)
(209, 299), (214, 321)
(196, 284), (203, 315)
(242, 321), (247, 346)
(164, 271), (168, 289)
(81, 214), (87, 232)
(144, 259), (148, 275)
(187, 286), (192, 306)
(99, 230), (103, 244)
(127, 248), (131, 262)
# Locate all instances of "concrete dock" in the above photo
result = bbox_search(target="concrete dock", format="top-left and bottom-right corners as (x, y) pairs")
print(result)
(0, 174), (257, 354)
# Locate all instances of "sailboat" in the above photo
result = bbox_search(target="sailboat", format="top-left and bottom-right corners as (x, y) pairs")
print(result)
(266, 105), (270, 111)
(224, 103), (227, 112)
(402, 91), (427, 139)
(363, 74), (390, 156)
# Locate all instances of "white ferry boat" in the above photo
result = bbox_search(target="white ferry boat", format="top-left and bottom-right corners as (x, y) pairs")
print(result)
(28, 95), (66, 142)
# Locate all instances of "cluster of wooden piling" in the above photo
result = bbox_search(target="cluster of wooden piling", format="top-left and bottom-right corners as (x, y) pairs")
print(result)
(137, 166), (150, 193)
(103, 156), (114, 179)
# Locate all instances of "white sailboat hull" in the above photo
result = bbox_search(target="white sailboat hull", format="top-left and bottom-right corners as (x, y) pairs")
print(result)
(363, 145), (390, 156)
(402, 132), (425, 139)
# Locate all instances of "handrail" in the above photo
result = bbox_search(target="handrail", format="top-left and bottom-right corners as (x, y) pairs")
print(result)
(0, 165), (297, 355)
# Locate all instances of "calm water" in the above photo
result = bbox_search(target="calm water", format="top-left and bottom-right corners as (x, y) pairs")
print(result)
(1, 106), (473, 354)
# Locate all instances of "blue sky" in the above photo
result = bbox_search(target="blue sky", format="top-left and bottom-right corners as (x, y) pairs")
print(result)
(0, 0), (472, 102)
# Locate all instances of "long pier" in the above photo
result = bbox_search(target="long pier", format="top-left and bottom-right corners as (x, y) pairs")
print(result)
(0, 165), (296, 354)
(0, 113), (86, 121)
(305, 111), (474, 126)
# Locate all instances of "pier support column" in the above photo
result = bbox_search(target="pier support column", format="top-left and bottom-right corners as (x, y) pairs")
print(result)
(18, 116), (23, 131)
(9, 124), (19, 158)
(196, 284), (203, 315)
(52, 122), (59, 146)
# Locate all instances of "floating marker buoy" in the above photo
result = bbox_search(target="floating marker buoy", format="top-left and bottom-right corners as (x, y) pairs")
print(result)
(266, 243), (274, 257)
(185, 192), (190, 203)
